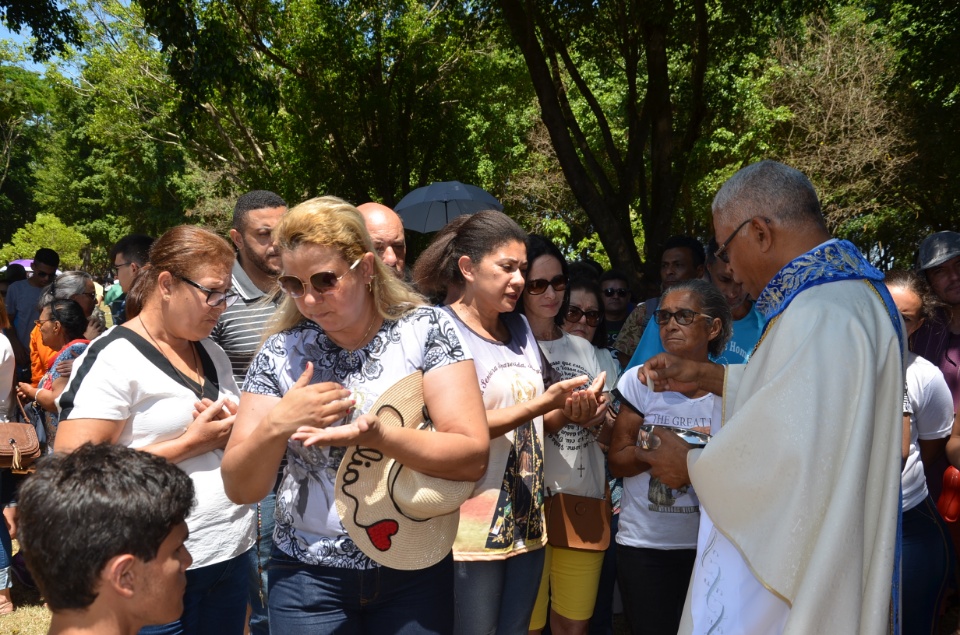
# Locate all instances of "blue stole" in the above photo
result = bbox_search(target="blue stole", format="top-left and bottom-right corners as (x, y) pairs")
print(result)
(755, 238), (904, 632)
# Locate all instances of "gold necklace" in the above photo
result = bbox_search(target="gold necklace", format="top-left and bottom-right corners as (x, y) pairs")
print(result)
(140, 317), (204, 399)
(333, 313), (379, 352)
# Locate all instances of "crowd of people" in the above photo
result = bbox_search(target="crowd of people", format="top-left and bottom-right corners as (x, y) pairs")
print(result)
(0, 159), (957, 635)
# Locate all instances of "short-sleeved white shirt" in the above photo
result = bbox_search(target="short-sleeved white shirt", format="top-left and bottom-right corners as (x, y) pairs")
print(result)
(57, 326), (255, 568)
(243, 306), (470, 569)
(903, 351), (954, 510)
(538, 332), (607, 499)
(615, 371), (721, 550)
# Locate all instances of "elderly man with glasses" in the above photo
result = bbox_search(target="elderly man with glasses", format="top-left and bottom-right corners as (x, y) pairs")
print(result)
(637, 160), (904, 634)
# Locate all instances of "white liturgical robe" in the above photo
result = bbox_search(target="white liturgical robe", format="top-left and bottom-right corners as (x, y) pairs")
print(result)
(680, 277), (904, 634)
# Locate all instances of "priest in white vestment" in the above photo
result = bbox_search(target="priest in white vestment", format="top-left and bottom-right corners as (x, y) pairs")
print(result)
(640, 160), (904, 635)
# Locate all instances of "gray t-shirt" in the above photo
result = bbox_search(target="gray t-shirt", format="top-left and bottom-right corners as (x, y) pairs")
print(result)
(6, 279), (43, 348)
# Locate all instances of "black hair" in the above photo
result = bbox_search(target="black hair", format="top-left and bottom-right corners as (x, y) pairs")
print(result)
(566, 275), (608, 347)
(600, 269), (629, 285)
(233, 190), (288, 230)
(705, 237), (719, 266)
(110, 234), (155, 266)
(568, 259), (603, 280)
(33, 248), (60, 270)
(44, 298), (89, 342)
(663, 236), (706, 268)
(660, 279), (732, 357)
(885, 269), (943, 322)
(412, 210), (527, 298)
(3, 264), (26, 282)
(514, 234), (570, 326)
(18, 443), (195, 611)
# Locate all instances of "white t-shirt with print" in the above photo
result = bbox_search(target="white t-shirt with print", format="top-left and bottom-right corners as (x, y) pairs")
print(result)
(243, 306), (469, 569)
(538, 331), (607, 499)
(443, 309), (548, 561)
(57, 327), (255, 568)
(903, 351), (954, 511)
(615, 371), (722, 550)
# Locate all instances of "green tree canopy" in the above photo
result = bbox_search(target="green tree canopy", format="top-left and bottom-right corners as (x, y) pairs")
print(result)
(0, 212), (89, 269)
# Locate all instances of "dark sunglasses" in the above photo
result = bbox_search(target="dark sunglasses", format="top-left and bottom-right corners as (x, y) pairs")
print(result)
(278, 259), (360, 298)
(565, 306), (602, 327)
(652, 308), (710, 326)
(602, 287), (629, 298)
(526, 274), (568, 296)
(177, 276), (239, 308)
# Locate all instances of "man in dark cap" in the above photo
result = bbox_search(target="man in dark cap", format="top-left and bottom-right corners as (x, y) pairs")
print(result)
(913, 230), (960, 415)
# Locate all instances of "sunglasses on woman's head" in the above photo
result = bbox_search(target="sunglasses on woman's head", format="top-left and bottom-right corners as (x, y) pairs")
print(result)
(525, 274), (568, 295)
(278, 259), (361, 298)
(565, 306), (602, 327)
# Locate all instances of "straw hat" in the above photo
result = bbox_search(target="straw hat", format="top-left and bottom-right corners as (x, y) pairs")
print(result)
(334, 370), (475, 570)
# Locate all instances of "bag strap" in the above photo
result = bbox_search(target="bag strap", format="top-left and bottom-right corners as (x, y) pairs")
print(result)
(15, 395), (30, 423)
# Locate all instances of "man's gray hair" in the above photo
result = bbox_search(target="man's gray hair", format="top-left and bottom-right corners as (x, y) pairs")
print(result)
(39, 271), (92, 307)
(712, 160), (825, 230)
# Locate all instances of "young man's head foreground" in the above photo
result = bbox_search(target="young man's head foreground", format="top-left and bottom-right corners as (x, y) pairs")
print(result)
(18, 443), (195, 635)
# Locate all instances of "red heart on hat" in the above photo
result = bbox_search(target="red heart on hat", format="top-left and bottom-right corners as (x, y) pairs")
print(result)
(366, 519), (399, 551)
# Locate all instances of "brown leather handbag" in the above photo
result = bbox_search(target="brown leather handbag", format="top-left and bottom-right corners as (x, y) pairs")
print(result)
(0, 422), (41, 471)
(544, 487), (612, 551)
(4, 398), (43, 472)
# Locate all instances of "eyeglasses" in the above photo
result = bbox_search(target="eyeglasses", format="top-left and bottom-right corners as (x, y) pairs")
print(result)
(177, 276), (239, 307)
(112, 262), (133, 273)
(525, 274), (568, 296)
(652, 309), (711, 326)
(603, 287), (629, 298)
(278, 259), (361, 298)
(565, 306), (602, 327)
(714, 217), (771, 264)
(34, 318), (56, 328)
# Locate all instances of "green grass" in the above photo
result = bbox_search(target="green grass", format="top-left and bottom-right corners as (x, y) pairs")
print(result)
(0, 542), (48, 635)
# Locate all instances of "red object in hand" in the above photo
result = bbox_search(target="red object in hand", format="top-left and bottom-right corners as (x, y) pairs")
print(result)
(937, 466), (960, 522)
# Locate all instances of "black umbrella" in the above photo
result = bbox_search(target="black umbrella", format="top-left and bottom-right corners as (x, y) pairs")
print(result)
(394, 181), (503, 233)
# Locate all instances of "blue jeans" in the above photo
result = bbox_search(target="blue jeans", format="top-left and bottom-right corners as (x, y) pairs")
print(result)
(0, 472), (16, 590)
(453, 548), (546, 635)
(249, 493), (276, 635)
(139, 549), (253, 635)
(268, 548), (454, 634)
(902, 495), (953, 635)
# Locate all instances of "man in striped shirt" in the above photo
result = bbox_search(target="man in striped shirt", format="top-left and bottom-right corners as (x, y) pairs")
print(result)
(211, 190), (287, 385)
(209, 189), (286, 635)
